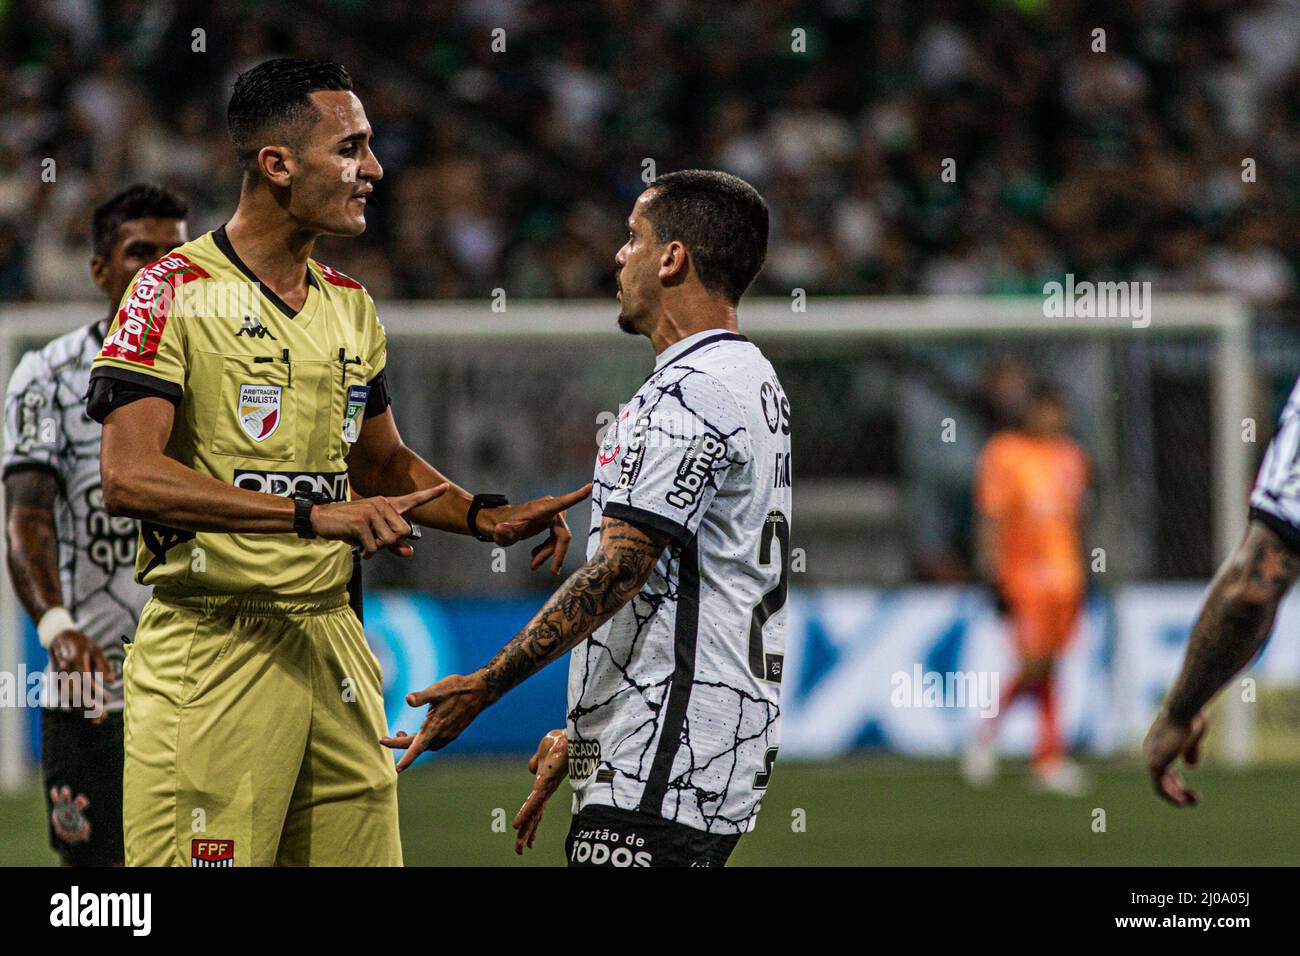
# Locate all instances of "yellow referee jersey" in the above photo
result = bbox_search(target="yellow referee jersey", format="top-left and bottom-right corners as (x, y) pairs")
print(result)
(89, 226), (387, 598)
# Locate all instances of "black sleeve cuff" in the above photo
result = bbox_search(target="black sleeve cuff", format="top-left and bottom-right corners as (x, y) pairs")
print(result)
(86, 367), (182, 424)
(366, 369), (391, 416)
(602, 502), (692, 547)
(1249, 506), (1300, 557)
(2, 461), (62, 491)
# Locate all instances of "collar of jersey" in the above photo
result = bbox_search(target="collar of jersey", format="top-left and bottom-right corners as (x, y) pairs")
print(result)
(213, 224), (321, 324)
(652, 328), (749, 375)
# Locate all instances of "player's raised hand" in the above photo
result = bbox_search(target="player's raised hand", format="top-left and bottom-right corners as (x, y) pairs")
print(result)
(311, 482), (449, 558)
(1143, 710), (1208, 808)
(513, 729), (569, 854)
(380, 671), (493, 771)
(481, 484), (592, 575)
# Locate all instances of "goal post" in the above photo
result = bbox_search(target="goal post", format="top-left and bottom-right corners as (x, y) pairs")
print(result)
(0, 293), (1255, 791)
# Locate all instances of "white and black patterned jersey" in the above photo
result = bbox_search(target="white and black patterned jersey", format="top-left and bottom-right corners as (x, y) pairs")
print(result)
(568, 329), (793, 834)
(1249, 375), (1300, 549)
(3, 321), (150, 711)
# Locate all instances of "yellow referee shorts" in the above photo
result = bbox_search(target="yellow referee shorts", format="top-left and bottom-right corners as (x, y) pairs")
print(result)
(121, 589), (402, 867)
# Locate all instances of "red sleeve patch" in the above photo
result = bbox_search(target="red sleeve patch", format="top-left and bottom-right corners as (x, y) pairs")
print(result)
(101, 253), (210, 367)
(316, 262), (365, 291)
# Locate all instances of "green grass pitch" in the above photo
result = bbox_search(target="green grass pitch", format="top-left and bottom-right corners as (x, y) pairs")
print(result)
(2, 757), (1297, 866)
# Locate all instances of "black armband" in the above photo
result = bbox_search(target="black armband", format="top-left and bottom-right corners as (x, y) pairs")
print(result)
(85, 368), (181, 424)
(366, 370), (391, 416)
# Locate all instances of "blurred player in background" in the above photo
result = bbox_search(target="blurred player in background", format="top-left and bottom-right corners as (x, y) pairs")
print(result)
(86, 58), (586, 867)
(964, 385), (1090, 796)
(384, 170), (792, 867)
(3, 184), (188, 865)
(1145, 377), (1300, 807)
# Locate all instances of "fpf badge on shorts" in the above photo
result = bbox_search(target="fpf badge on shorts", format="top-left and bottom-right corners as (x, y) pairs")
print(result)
(343, 384), (369, 443)
(191, 839), (235, 867)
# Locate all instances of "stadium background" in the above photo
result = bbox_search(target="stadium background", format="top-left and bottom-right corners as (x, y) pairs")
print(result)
(3, 0), (1300, 864)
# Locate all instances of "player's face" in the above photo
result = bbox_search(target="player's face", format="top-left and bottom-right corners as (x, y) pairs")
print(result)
(288, 90), (383, 237)
(91, 217), (188, 311)
(614, 191), (660, 335)
(1027, 399), (1069, 437)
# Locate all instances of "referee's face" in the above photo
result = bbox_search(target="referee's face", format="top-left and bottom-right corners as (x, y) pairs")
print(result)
(289, 90), (383, 237)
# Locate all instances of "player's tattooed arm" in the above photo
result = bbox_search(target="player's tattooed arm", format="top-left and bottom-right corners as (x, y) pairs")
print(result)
(1144, 519), (1300, 806)
(4, 469), (63, 620)
(1164, 520), (1299, 721)
(480, 518), (669, 696)
(381, 517), (670, 769)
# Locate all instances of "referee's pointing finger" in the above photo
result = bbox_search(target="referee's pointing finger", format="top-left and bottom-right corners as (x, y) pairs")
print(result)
(553, 483), (593, 511)
(391, 482), (451, 515)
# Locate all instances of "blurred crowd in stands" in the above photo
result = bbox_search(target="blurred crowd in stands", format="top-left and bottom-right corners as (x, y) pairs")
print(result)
(1, 0), (1299, 320)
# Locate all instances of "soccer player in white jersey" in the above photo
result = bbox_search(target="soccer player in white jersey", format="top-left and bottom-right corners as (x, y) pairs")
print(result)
(3, 184), (188, 864)
(386, 170), (792, 866)
(1145, 376), (1300, 806)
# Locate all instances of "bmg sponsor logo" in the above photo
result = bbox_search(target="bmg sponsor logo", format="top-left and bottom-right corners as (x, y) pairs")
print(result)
(666, 432), (724, 509)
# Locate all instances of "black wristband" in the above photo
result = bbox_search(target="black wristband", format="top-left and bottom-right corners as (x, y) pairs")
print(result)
(293, 494), (318, 538)
(466, 493), (509, 542)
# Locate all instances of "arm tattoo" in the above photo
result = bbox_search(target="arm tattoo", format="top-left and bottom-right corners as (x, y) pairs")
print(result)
(3, 470), (64, 622)
(480, 518), (669, 698)
(1165, 521), (1300, 722)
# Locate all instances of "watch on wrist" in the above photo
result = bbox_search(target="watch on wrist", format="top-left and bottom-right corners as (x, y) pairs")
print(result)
(293, 494), (318, 538)
(466, 493), (509, 542)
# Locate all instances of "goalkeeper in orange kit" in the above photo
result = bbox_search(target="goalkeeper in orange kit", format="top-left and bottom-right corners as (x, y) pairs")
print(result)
(962, 385), (1091, 795)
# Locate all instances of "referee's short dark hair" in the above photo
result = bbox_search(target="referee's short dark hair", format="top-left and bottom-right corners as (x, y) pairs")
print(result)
(91, 183), (188, 257)
(227, 57), (354, 172)
(643, 170), (769, 304)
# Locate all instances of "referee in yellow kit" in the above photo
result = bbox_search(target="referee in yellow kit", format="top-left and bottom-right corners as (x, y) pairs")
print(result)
(87, 58), (588, 867)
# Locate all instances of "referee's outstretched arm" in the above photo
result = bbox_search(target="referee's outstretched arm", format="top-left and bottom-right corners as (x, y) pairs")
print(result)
(100, 396), (445, 558)
(345, 403), (592, 573)
(101, 392), (591, 565)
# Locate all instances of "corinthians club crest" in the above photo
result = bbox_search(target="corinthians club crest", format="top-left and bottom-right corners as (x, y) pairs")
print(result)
(238, 383), (281, 442)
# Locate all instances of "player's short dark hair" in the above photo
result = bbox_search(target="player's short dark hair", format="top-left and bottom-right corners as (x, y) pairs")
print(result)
(642, 170), (769, 304)
(227, 57), (354, 172)
(1030, 383), (1069, 408)
(91, 183), (188, 257)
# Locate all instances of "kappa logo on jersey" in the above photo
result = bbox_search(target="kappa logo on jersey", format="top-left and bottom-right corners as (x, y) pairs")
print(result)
(101, 254), (210, 366)
(191, 839), (234, 867)
(238, 384), (281, 441)
(567, 739), (601, 779)
(233, 469), (350, 502)
(236, 315), (277, 340)
(666, 432), (725, 509)
(615, 415), (650, 490)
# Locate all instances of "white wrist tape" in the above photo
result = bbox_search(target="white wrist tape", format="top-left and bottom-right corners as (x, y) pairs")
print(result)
(37, 607), (76, 650)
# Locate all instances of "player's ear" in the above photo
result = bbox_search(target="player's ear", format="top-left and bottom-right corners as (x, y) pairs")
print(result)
(658, 240), (688, 283)
(257, 145), (294, 188)
(89, 254), (110, 293)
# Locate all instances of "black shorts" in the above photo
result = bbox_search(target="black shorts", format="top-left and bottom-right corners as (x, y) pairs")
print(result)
(41, 708), (124, 866)
(565, 804), (742, 868)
